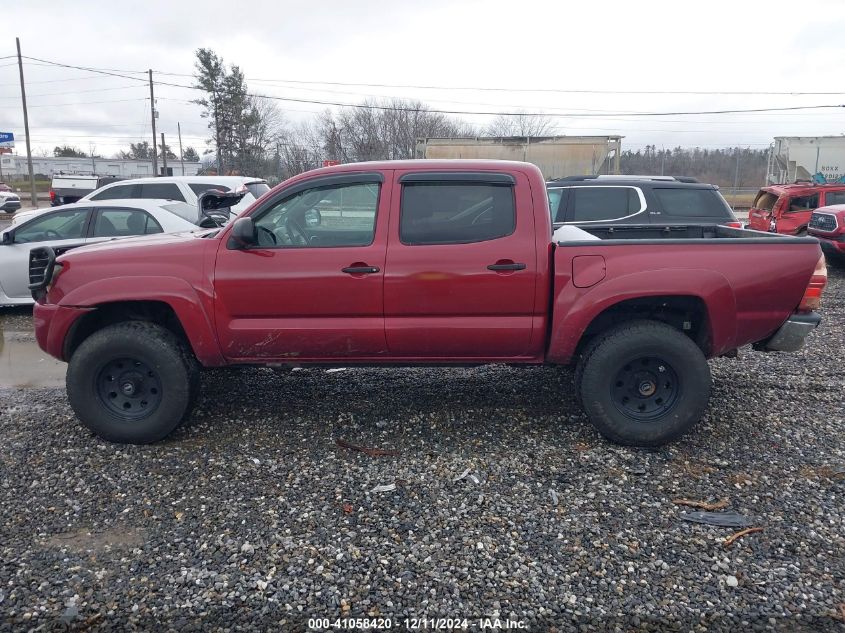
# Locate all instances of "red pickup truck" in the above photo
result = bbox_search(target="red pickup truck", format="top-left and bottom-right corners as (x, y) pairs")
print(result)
(31, 160), (827, 447)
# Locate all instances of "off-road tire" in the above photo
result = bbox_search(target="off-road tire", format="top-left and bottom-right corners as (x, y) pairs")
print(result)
(67, 321), (200, 444)
(577, 320), (711, 446)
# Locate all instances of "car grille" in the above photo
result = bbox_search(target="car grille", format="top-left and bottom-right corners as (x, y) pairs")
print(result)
(809, 212), (838, 232)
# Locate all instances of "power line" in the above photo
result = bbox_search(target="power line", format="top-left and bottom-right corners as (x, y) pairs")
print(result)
(162, 69), (845, 97)
(27, 97), (149, 108)
(21, 55), (845, 119)
(0, 84), (145, 100)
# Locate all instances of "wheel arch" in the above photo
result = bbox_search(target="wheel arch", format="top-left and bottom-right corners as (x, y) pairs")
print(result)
(59, 277), (224, 366)
(547, 269), (737, 364)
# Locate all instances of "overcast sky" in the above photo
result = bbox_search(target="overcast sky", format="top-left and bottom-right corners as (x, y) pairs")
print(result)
(2, 0), (844, 158)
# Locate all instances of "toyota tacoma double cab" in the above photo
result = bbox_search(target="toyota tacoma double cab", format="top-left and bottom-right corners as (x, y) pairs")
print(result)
(31, 160), (827, 446)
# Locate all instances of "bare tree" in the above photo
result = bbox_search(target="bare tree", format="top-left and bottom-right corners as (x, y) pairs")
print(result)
(484, 111), (554, 137)
(275, 99), (477, 178)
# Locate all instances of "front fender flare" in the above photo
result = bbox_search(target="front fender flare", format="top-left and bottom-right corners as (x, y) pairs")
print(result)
(59, 276), (224, 366)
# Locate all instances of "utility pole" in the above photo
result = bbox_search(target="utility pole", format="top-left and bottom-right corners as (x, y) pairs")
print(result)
(177, 122), (185, 176)
(213, 87), (222, 175)
(734, 147), (741, 194)
(16, 38), (37, 208)
(148, 69), (158, 176)
(160, 132), (168, 176)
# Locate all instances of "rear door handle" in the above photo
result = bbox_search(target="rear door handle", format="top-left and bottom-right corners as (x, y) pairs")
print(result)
(487, 262), (526, 271)
(342, 266), (380, 274)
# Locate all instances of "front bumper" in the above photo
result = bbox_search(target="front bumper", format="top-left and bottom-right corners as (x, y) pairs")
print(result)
(33, 302), (93, 361)
(755, 312), (821, 352)
(814, 235), (845, 255)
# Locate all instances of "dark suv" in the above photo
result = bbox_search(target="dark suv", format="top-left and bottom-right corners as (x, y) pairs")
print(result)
(547, 175), (741, 227)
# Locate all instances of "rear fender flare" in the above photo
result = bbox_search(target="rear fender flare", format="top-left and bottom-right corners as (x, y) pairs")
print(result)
(547, 268), (736, 364)
(58, 276), (224, 366)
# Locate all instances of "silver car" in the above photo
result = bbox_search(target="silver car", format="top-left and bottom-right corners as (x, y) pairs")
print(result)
(0, 199), (199, 306)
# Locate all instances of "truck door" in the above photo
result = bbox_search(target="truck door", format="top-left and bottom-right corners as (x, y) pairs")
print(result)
(778, 192), (818, 235)
(383, 171), (537, 358)
(213, 173), (389, 360)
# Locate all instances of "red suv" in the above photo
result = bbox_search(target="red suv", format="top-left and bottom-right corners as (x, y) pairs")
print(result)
(747, 183), (845, 235)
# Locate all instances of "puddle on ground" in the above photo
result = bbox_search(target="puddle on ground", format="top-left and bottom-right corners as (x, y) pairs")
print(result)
(0, 330), (66, 388)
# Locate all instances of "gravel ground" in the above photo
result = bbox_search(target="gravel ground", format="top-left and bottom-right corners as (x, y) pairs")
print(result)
(0, 269), (843, 632)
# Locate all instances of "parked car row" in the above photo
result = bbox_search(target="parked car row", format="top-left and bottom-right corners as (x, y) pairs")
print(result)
(16, 175), (270, 226)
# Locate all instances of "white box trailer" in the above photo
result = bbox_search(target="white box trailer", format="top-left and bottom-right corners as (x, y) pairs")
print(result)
(767, 136), (845, 184)
(415, 136), (622, 180)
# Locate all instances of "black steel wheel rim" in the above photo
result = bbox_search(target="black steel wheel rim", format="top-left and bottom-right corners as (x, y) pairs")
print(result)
(96, 357), (162, 420)
(611, 356), (679, 421)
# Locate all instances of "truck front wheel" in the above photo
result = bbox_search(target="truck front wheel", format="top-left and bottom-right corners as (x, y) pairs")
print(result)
(577, 320), (711, 446)
(67, 321), (199, 444)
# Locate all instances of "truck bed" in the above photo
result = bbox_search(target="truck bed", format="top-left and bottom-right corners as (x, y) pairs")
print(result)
(565, 223), (817, 243)
(548, 224), (822, 363)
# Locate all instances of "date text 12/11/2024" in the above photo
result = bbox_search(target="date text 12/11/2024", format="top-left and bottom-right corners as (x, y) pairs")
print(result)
(307, 618), (527, 630)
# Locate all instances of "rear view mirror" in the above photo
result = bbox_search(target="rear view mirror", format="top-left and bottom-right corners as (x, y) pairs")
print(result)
(229, 217), (257, 249)
(1, 230), (12, 245)
(304, 209), (322, 227)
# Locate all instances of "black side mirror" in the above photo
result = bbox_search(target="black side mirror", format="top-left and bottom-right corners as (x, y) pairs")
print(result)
(1, 230), (13, 245)
(229, 217), (257, 249)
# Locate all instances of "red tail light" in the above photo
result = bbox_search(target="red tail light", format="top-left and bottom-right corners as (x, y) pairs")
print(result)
(49, 189), (56, 202)
(798, 255), (827, 312)
(724, 221), (743, 229)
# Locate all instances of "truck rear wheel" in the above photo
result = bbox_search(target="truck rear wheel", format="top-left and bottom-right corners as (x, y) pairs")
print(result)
(577, 320), (711, 446)
(67, 321), (199, 444)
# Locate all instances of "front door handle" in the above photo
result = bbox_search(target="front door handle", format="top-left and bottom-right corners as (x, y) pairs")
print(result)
(342, 265), (380, 274)
(487, 262), (526, 271)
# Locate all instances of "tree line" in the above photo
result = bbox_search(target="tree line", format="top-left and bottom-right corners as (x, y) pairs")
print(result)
(619, 146), (768, 189)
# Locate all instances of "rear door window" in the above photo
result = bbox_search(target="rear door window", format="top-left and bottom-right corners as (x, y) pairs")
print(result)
(140, 183), (186, 202)
(652, 188), (733, 218)
(400, 182), (515, 245)
(824, 191), (845, 206)
(786, 193), (819, 213)
(92, 207), (163, 238)
(568, 186), (642, 222)
(90, 183), (140, 201)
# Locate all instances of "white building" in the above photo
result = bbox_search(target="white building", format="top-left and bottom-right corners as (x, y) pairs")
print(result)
(767, 136), (845, 184)
(0, 154), (202, 179)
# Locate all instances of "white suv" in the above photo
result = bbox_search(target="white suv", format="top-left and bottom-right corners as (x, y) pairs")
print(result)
(81, 176), (270, 224)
